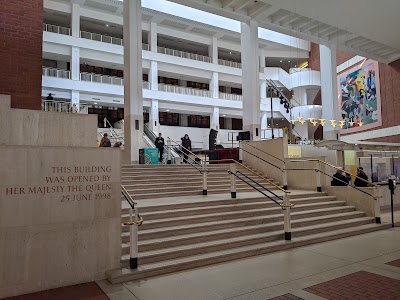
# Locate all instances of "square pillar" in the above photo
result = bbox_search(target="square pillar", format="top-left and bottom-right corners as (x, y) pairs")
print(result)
(211, 107), (219, 130)
(71, 47), (80, 81)
(149, 22), (157, 53)
(209, 36), (218, 64)
(320, 44), (340, 140)
(71, 90), (79, 111)
(123, 0), (144, 164)
(149, 61), (158, 90)
(210, 72), (219, 98)
(71, 3), (80, 37)
(149, 99), (159, 132)
(241, 20), (261, 141)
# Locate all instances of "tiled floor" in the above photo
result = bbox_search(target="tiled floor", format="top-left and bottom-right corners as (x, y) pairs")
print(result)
(4, 282), (108, 300)
(386, 258), (400, 268)
(304, 271), (400, 299)
(267, 294), (304, 300)
(97, 224), (400, 300)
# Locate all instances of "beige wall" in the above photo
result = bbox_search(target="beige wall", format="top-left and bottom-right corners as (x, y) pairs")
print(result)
(378, 186), (400, 208)
(241, 138), (287, 184)
(0, 94), (97, 147)
(286, 157), (330, 191)
(0, 146), (121, 298)
(327, 186), (378, 217)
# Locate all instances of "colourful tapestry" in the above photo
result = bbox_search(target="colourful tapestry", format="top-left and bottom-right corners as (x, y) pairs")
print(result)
(338, 60), (381, 133)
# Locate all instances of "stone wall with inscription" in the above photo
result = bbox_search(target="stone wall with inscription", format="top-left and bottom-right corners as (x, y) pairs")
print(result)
(0, 146), (121, 298)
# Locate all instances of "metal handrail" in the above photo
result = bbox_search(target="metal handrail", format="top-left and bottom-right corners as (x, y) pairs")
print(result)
(165, 144), (203, 173)
(316, 169), (377, 200)
(167, 137), (204, 164)
(207, 159), (289, 194)
(241, 141), (285, 163)
(287, 158), (377, 187)
(103, 117), (124, 142)
(231, 171), (283, 208)
(239, 146), (283, 172)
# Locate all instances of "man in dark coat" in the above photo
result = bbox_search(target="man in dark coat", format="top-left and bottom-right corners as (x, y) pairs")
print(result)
(154, 133), (165, 163)
(354, 167), (369, 187)
(331, 169), (349, 186)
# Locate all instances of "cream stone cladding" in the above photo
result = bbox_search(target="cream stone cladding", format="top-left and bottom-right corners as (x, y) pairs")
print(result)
(0, 146), (121, 298)
(0, 94), (97, 147)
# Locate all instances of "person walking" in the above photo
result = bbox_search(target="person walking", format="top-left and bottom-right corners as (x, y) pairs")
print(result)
(181, 134), (192, 163)
(354, 167), (369, 187)
(154, 133), (165, 163)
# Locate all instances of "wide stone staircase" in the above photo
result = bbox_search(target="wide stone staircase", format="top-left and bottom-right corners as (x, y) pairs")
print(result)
(121, 164), (279, 200)
(106, 164), (391, 283)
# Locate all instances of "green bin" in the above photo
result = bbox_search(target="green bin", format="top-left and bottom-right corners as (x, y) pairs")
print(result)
(139, 148), (159, 164)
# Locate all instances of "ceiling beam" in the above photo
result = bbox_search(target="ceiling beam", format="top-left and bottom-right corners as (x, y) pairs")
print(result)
(234, 0), (251, 12)
(248, 3), (271, 19)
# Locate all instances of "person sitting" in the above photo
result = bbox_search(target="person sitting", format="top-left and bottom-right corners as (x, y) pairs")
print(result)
(99, 133), (111, 147)
(354, 167), (369, 187)
(331, 169), (349, 186)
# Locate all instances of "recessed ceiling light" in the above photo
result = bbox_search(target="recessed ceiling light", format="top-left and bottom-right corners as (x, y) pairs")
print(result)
(166, 109), (170, 112)
(280, 60), (282, 63)
(106, 24), (109, 27)
(222, 115), (226, 117)
(94, 102), (98, 104)
(229, 51), (232, 54)
(288, 60), (290, 62)
(295, 65), (297, 67)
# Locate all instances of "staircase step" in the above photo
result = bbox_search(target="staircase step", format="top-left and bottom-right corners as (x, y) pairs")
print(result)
(121, 210), (365, 243)
(107, 223), (390, 284)
(123, 203), (351, 230)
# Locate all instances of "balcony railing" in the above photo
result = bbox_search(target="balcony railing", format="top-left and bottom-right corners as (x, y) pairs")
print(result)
(218, 59), (241, 69)
(157, 46), (212, 63)
(42, 100), (87, 113)
(80, 30), (124, 46)
(42, 67), (71, 79)
(43, 23), (71, 35)
(219, 92), (242, 101)
(142, 43), (150, 51)
(158, 83), (211, 97)
(80, 72), (124, 86)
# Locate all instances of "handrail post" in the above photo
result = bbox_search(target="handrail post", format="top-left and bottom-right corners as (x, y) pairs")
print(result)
(316, 161), (322, 192)
(283, 193), (291, 240)
(283, 161), (288, 190)
(373, 186), (381, 224)
(238, 141), (243, 163)
(167, 139), (172, 164)
(230, 163), (236, 198)
(129, 207), (138, 269)
(202, 169), (207, 195)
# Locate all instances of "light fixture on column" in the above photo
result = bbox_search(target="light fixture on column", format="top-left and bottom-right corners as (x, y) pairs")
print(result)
(339, 120), (345, 128)
(358, 122), (363, 126)
(330, 120), (337, 128)
(319, 119), (326, 126)
(297, 116), (305, 125)
(291, 119), (296, 125)
(349, 121), (354, 127)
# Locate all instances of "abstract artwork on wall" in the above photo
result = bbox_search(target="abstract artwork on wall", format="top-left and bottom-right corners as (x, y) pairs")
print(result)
(337, 59), (382, 133)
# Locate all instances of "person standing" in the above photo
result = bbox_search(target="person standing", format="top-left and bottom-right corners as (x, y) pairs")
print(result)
(99, 133), (111, 147)
(155, 133), (165, 163)
(354, 167), (369, 187)
(181, 134), (192, 163)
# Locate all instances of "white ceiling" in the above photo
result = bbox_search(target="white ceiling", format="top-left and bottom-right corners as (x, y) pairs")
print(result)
(167, 0), (400, 63)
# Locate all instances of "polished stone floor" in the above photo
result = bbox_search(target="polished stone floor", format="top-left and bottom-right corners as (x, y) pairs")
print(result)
(96, 209), (400, 300)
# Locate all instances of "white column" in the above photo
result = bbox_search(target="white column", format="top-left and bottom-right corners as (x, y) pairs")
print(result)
(149, 61), (158, 90)
(149, 99), (159, 132)
(149, 22), (157, 53)
(261, 111), (268, 130)
(320, 44), (340, 140)
(210, 107), (219, 130)
(260, 80), (267, 99)
(209, 36), (218, 64)
(71, 47), (80, 81)
(241, 20), (261, 141)
(71, 90), (79, 110)
(210, 72), (219, 98)
(71, 3), (80, 37)
(259, 52), (266, 68)
(123, 0), (144, 163)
